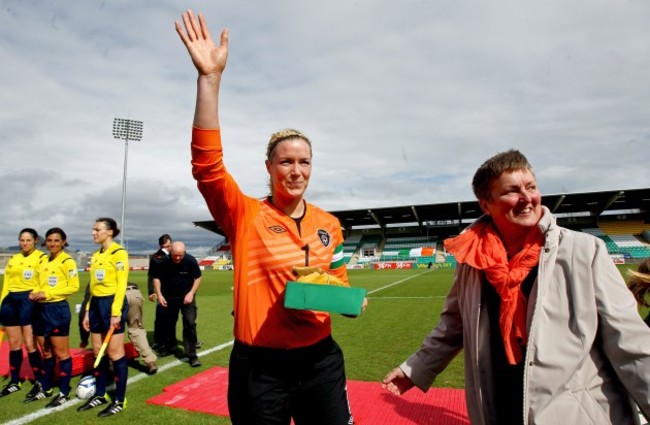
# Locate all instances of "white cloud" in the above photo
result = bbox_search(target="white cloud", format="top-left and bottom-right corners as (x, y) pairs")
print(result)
(1, 0), (648, 253)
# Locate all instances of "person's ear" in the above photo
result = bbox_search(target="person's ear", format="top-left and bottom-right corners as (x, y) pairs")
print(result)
(479, 199), (491, 216)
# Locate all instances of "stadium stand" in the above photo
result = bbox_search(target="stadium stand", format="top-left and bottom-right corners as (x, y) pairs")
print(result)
(192, 188), (650, 266)
(342, 234), (362, 264)
(199, 256), (219, 267)
(379, 236), (439, 262)
(578, 217), (650, 259)
(214, 244), (232, 259)
(598, 219), (647, 235)
(358, 235), (381, 259)
(195, 243), (233, 267)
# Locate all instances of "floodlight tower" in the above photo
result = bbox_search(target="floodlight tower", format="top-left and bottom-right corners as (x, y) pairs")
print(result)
(112, 118), (143, 245)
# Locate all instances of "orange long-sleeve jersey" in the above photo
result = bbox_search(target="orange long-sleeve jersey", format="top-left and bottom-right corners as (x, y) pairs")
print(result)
(191, 127), (348, 349)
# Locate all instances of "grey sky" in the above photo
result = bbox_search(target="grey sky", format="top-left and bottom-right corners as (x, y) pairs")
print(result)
(1, 0), (648, 254)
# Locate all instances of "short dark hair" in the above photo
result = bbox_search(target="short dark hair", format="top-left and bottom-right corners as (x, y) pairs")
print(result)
(96, 217), (120, 238)
(158, 234), (172, 246)
(471, 149), (534, 201)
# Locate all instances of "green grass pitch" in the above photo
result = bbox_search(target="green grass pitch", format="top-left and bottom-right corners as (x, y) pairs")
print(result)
(0, 265), (638, 424)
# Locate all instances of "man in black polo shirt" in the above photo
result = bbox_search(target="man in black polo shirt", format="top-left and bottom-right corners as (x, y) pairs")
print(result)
(148, 234), (172, 352)
(152, 241), (203, 367)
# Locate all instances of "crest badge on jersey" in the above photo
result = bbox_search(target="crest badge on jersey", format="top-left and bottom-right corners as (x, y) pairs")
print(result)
(317, 229), (331, 247)
(116, 261), (125, 271)
(23, 269), (34, 280)
(95, 269), (105, 281)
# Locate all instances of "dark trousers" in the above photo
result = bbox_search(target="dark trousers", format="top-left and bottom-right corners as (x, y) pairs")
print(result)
(228, 336), (353, 425)
(153, 302), (176, 348)
(159, 297), (197, 359)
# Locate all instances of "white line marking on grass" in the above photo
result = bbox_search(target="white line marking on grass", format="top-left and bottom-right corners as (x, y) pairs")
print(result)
(6, 339), (235, 425)
(366, 269), (435, 295)
(368, 296), (446, 299)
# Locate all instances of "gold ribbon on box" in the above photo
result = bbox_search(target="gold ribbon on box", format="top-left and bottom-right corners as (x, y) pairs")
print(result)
(292, 266), (346, 286)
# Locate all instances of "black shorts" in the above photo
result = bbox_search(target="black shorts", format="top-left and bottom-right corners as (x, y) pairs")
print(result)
(228, 335), (353, 425)
(0, 291), (34, 327)
(88, 295), (128, 335)
(32, 301), (71, 337)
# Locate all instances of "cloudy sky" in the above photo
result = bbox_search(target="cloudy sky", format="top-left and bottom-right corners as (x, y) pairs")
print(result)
(1, 0), (648, 254)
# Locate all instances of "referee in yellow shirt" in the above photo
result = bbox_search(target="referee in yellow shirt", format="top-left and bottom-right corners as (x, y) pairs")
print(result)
(0, 228), (46, 398)
(78, 218), (129, 417)
(27, 228), (79, 407)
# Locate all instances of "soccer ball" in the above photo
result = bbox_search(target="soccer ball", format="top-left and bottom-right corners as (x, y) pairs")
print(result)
(76, 375), (96, 400)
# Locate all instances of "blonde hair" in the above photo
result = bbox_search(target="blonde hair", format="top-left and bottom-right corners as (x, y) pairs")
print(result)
(266, 128), (311, 161)
(628, 258), (650, 307)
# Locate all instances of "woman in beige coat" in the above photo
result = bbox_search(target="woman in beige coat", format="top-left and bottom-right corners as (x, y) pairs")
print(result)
(383, 150), (650, 425)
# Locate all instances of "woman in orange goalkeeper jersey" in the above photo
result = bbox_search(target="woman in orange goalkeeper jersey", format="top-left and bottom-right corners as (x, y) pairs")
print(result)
(176, 10), (365, 425)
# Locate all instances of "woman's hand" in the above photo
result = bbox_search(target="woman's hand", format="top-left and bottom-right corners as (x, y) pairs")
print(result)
(28, 291), (46, 301)
(82, 312), (90, 332)
(110, 316), (121, 330)
(381, 367), (415, 396)
(175, 10), (228, 77)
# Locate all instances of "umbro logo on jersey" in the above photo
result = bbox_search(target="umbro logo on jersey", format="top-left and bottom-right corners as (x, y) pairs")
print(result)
(269, 225), (287, 233)
(318, 229), (331, 247)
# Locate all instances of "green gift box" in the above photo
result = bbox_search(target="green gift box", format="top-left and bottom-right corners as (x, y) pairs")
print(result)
(284, 282), (367, 316)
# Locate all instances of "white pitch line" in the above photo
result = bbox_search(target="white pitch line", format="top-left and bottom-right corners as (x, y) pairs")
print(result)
(8, 271), (437, 424)
(368, 296), (446, 299)
(6, 339), (235, 425)
(366, 269), (434, 295)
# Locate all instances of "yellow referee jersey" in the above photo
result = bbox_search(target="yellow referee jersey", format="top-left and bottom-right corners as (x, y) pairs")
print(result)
(1, 249), (47, 303)
(88, 242), (129, 316)
(37, 252), (80, 303)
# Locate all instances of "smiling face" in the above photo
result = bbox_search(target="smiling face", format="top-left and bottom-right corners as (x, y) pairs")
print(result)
(45, 232), (66, 257)
(265, 137), (312, 203)
(19, 232), (37, 255)
(479, 168), (543, 246)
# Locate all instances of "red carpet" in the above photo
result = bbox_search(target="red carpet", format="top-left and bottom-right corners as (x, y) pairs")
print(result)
(0, 340), (138, 381)
(147, 366), (469, 425)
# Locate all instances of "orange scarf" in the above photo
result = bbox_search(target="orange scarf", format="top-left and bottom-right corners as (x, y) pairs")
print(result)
(444, 220), (543, 365)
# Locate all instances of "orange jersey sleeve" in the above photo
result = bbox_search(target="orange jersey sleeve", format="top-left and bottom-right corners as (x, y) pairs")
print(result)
(191, 127), (348, 348)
